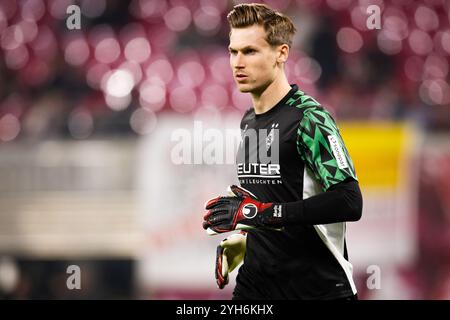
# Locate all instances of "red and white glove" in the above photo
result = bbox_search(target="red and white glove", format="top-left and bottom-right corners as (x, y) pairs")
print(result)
(203, 185), (284, 235)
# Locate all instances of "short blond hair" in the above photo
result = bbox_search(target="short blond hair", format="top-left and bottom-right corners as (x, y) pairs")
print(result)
(227, 3), (297, 47)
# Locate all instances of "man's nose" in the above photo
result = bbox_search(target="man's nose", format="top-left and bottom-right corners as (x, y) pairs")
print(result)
(233, 53), (245, 69)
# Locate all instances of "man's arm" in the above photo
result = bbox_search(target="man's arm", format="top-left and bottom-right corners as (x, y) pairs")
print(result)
(287, 106), (363, 224)
(284, 178), (362, 225)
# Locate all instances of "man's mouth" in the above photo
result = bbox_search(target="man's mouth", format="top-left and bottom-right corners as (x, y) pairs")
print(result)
(235, 74), (248, 81)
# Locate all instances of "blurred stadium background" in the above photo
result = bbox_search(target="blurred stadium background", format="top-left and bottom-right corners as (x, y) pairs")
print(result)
(0, 0), (449, 300)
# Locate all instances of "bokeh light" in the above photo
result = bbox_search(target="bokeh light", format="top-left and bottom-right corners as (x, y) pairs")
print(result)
(119, 61), (143, 85)
(0, 114), (21, 142)
(21, 0), (46, 22)
(201, 84), (229, 109)
(130, 108), (158, 135)
(124, 37), (151, 63)
(294, 57), (322, 84)
(193, 6), (221, 35)
(94, 37), (121, 64)
(383, 10), (409, 42)
(415, 6), (439, 32)
(164, 6), (192, 32)
(146, 58), (174, 84)
(177, 61), (205, 87)
(169, 86), (197, 113)
(440, 30), (450, 55)
(68, 109), (94, 139)
(4, 45), (29, 70)
(1, 25), (24, 50)
(419, 79), (450, 105)
(104, 69), (135, 98)
(64, 37), (90, 66)
(0, 258), (19, 294)
(351, 6), (369, 31)
(18, 20), (38, 43)
(139, 80), (166, 112)
(337, 27), (363, 53)
(377, 30), (402, 55)
(408, 29), (433, 55)
(104, 93), (132, 111)
(423, 54), (449, 80)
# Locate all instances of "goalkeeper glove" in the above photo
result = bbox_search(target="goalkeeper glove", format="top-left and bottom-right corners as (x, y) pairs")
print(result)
(203, 185), (284, 234)
(204, 185), (256, 235)
(215, 231), (247, 289)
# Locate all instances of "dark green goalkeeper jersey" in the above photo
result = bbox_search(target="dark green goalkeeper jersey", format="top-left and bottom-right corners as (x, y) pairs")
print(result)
(235, 84), (358, 299)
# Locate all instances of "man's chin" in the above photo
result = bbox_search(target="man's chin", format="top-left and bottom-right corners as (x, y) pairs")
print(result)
(237, 85), (252, 93)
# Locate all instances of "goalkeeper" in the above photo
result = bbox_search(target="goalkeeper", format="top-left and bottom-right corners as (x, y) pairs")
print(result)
(202, 3), (362, 300)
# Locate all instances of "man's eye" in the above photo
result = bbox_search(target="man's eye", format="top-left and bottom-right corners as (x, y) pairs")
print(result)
(245, 49), (256, 54)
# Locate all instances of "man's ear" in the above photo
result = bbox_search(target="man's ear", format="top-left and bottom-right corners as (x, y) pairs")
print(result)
(277, 44), (290, 64)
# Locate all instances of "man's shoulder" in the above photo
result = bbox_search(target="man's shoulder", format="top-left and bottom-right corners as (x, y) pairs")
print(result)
(284, 89), (338, 127)
(286, 88), (322, 110)
(285, 88), (337, 120)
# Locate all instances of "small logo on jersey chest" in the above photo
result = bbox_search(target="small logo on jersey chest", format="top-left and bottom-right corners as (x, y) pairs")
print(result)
(266, 123), (279, 150)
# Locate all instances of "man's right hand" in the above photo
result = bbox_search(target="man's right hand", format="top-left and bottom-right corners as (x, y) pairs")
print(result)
(203, 185), (283, 235)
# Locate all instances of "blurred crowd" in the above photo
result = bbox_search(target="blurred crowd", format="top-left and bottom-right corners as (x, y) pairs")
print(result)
(0, 0), (449, 143)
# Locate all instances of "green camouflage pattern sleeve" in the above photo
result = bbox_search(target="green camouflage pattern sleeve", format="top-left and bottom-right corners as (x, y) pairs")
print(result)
(296, 108), (357, 191)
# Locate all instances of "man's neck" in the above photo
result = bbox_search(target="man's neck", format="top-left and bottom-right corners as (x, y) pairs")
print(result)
(251, 76), (292, 115)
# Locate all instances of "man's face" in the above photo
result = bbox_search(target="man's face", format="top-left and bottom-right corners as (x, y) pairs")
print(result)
(229, 25), (280, 94)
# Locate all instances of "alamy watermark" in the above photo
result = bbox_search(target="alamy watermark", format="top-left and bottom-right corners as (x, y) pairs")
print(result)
(66, 265), (81, 290)
(170, 121), (280, 165)
(66, 5), (81, 30)
(65, 4), (381, 31)
(366, 5), (381, 30)
(366, 265), (381, 290)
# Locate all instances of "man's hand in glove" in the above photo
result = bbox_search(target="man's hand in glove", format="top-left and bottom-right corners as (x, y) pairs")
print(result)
(203, 185), (284, 234)
(215, 232), (247, 289)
